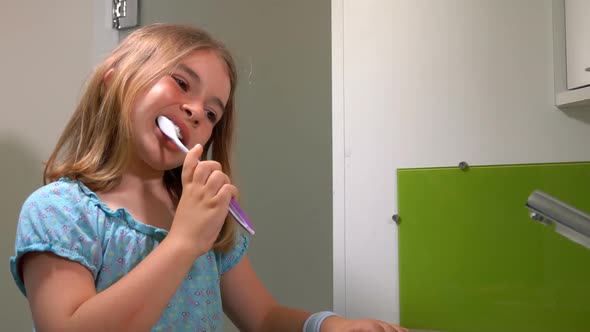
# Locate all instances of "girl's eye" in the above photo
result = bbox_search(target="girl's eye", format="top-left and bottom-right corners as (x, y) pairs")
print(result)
(173, 76), (188, 91)
(206, 110), (217, 123)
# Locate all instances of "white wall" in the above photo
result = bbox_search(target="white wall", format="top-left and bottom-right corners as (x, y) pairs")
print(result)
(0, 1), (114, 330)
(333, 0), (590, 323)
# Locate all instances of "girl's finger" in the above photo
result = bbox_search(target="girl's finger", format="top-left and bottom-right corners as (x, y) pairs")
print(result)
(216, 184), (238, 205)
(192, 160), (222, 185)
(181, 144), (204, 184)
(377, 321), (406, 332)
(389, 324), (408, 332)
(204, 170), (230, 196)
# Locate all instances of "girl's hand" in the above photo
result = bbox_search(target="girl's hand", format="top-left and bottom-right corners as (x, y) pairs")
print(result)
(321, 316), (409, 332)
(168, 144), (237, 255)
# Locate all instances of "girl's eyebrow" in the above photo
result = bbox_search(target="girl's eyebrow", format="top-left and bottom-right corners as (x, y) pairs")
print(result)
(178, 64), (227, 111)
(211, 97), (226, 113)
(178, 64), (201, 83)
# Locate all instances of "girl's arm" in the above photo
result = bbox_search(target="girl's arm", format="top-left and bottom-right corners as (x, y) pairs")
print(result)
(22, 234), (197, 332)
(221, 255), (409, 332)
(23, 146), (232, 332)
(220, 254), (310, 332)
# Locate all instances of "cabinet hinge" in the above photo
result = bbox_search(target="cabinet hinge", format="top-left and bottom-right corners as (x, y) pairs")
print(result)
(112, 0), (138, 30)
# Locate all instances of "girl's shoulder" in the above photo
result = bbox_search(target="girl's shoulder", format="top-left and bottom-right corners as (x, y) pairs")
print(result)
(11, 179), (108, 296)
(21, 178), (112, 227)
(25, 178), (115, 216)
(26, 178), (91, 206)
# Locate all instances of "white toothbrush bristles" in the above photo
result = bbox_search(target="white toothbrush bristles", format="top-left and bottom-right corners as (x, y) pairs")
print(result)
(174, 124), (182, 139)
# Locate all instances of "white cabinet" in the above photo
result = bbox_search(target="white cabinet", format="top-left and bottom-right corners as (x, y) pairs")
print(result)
(553, 0), (590, 108)
(565, 0), (590, 89)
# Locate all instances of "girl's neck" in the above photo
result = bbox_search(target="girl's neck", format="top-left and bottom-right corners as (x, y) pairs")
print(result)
(117, 156), (166, 193)
(116, 172), (164, 195)
(97, 156), (168, 207)
(96, 162), (176, 230)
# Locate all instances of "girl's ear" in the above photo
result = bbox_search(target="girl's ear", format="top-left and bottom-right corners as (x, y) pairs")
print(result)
(102, 68), (115, 87)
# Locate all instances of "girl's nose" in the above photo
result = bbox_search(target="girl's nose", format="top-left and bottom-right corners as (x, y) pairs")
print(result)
(182, 103), (204, 125)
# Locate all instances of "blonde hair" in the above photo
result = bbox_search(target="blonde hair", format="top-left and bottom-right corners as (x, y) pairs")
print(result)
(44, 23), (239, 252)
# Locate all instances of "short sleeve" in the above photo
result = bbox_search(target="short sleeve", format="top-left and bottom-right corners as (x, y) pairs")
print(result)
(217, 232), (249, 274)
(9, 181), (103, 296)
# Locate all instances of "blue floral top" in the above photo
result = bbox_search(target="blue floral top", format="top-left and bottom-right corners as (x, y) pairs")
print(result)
(10, 178), (249, 331)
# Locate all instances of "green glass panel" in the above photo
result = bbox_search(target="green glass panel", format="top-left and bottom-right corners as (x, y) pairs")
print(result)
(398, 162), (590, 332)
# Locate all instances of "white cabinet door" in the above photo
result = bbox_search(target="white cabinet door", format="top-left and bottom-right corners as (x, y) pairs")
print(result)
(565, 0), (590, 89)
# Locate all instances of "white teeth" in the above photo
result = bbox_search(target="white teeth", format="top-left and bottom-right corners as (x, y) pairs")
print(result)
(174, 124), (183, 139)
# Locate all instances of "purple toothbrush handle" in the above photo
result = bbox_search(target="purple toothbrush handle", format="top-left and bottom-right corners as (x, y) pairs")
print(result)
(229, 198), (255, 235)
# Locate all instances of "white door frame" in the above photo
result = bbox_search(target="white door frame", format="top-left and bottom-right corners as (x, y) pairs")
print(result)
(331, 0), (347, 316)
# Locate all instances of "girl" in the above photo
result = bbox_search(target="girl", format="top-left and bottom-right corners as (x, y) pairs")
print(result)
(9, 23), (407, 332)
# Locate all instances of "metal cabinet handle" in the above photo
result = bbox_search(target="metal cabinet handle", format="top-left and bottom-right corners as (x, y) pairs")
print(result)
(586, 67), (590, 72)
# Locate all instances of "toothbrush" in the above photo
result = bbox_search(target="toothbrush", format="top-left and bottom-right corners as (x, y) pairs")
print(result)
(157, 115), (255, 235)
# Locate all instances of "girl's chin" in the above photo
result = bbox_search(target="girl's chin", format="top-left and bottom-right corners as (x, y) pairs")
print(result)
(139, 155), (183, 173)
(154, 161), (184, 172)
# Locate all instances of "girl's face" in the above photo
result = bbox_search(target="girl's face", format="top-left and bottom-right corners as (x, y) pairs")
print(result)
(129, 50), (231, 173)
